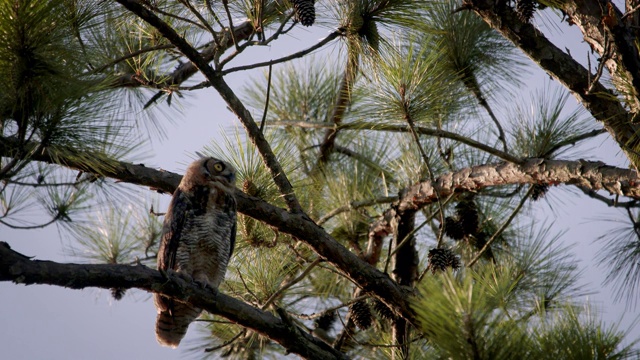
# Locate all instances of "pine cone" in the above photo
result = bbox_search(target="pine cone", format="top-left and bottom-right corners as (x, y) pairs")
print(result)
(372, 299), (396, 321)
(456, 198), (479, 236)
(315, 310), (337, 332)
(516, 0), (536, 23)
(531, 183), (549, 201)
(111, 287), (126, 300)
(443, 216), (466, 240)
(427, 248), (461, 274)
(349, 300), (372, 330)
(292, 0), (315, 27)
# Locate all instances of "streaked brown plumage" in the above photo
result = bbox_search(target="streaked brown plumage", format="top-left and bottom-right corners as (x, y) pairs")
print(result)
(154, 157), (237, 348)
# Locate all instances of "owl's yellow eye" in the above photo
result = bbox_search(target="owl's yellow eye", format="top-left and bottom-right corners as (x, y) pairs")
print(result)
(213, 163), (224, 172)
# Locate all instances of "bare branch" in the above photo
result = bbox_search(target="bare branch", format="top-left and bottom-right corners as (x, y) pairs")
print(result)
(269, 120), (524, 164)
(221, 31), (342, 75)
(317, 196), (398, 226)
(466, 185), (533, 267)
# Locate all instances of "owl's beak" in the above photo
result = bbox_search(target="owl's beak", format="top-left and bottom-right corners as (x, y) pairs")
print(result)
(212, 172), (235, 186)
(224, 172), (236, 185)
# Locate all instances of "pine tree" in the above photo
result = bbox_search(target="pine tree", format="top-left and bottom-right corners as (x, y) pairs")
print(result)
(2, 0), (640, 359)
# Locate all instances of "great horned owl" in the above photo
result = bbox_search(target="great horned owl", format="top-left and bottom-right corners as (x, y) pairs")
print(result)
(154, 157), (237, 348)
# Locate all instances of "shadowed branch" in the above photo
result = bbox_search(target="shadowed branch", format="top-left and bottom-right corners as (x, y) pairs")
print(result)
(0, 242), (349, 360)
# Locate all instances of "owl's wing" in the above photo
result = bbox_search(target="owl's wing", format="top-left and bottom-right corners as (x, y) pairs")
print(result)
(229, 216), (237, 259)
(158, 188), (191, 271)
(228, 195), (237, 258)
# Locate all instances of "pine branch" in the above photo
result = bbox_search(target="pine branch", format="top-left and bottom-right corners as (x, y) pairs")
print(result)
(370, 158), (640, 244)
(115, 0), (302, 213)
(466, 185), (533, 267)
(463, 0), (640, 168)
(268, 120), (524, 164)
(0, 242), (349, 360)
(317, 195), (398, 225)
(109, 21), (254, 90)
(0, 135), (418, 327)
(334, 145), (397, 182)
(4, 137), (640, 330)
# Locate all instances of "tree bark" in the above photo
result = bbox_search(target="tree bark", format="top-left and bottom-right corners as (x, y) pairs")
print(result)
(390, 211), (418, 359)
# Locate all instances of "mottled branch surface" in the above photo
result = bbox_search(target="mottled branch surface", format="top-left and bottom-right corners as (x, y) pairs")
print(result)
(0, 242), (349, 360)
(371, 158), (640, 237)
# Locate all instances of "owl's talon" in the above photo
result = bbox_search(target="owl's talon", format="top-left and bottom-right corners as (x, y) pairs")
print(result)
(194, 279), (210, 289)
(159, 268), (168, 279)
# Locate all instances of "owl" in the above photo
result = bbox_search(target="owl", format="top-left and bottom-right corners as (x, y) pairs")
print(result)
(154, 157), (237, 348)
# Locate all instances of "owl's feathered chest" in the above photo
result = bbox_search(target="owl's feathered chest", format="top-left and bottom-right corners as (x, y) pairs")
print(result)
(158, 182), (237, 285)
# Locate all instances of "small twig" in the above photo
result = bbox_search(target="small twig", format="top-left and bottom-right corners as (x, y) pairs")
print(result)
(334, 146), (396, 183)
(576, 185), (640, 208)
(141, 0), (207, 30)
(462, 73), (508, 152)
(179, 0), (218, 39)
(466, 185), (534, 267)
(149, 205), (165, 217)
(403, 92), (447, 248)
(221, 0), (239, 50)
(317, 196), (398, 226)
(237, 269), (261, 304)
(587, 36), (611, 94)
(205, 0), (226, 31)
(221, 31), (342, 75)
(204, 330), (246, 352)
(217, 14), (297, 68)
(260, 64), (273, 133)
(267, 120), (524, 164)
(622, 3), (640, 20)
(289, 295), (368, 320)
(542, 128), (607, 158)
(383, 217), (429, 274)
(0, 217), (59, 230)
(5, 179), (88, 187)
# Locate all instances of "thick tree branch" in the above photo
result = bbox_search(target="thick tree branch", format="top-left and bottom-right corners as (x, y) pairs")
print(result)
(371, 158), (640, 241)
(0, 242), (349, 360)
(562, 0), (640, 109)
(0, 136), (417, 326)
(464, 0), (640, 168)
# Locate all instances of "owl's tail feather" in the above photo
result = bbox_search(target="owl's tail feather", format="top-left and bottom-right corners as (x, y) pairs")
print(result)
(156, 302), (202, 348)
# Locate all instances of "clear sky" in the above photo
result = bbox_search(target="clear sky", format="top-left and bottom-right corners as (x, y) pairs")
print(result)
(1, 8), (639, 360)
